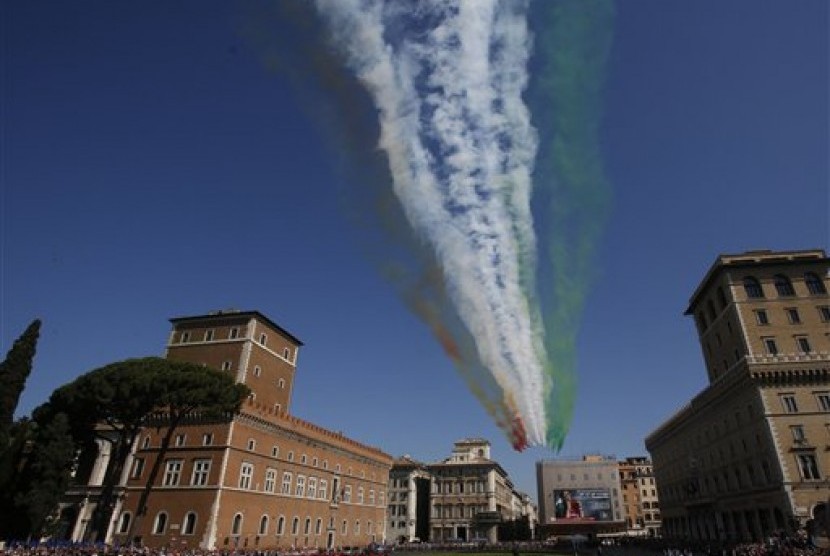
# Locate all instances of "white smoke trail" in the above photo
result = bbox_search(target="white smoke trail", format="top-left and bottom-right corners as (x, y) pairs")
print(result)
(314, 0), (547, 444)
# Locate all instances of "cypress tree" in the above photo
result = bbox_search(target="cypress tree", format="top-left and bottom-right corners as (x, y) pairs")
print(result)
(0, 319), (41, 445)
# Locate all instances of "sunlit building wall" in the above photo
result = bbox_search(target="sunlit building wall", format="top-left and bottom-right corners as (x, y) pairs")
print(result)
(646, 249), (830, 543)
(536, 455), (626, 538)
(618, 457), (660, 536)
(59, 310), (392, 550)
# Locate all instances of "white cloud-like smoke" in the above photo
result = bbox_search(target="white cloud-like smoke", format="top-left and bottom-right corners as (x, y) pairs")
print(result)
(314, 0), (548, 445)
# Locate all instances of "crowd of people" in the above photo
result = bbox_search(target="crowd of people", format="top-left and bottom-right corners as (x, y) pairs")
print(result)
(1, 532), (827, 556)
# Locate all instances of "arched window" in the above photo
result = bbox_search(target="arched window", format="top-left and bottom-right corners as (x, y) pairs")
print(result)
(232, 513), (243, 536)
(774, 274), (795, 296)
(277, 515), (286, 536)
(259, 515), (269, 535)
(805, 272), (827, 295)
(315, 518), (323, 535)
(304, 517), (312, 535)
(118, 512), (131, 534)
(183, 512), (197, 535)
(743, 276), (764, 299)
(292, 516), (300, 535)
(153, 512), (168, 535)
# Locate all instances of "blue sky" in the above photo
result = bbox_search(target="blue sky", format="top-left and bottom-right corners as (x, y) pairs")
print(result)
(2, 1), (827, 499)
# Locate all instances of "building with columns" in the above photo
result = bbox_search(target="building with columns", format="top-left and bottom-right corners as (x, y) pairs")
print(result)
(387, 439), (536, 544)
(387, 456), (431, 543)
(57, 310), (393, 550)
(646, 249), (830, 543)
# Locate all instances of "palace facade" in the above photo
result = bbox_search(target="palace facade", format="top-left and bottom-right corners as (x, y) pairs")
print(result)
(60, 310), (393, 550)
(646, 249), (830, 543)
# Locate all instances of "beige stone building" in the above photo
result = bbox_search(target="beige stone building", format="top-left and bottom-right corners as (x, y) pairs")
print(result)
(387, 439), (535, 544)
(536, 455), (625, 538)
(387, 456), (431, 543)
(645, 249), (830, 543)
(428, 439), (535, 543)
(618, 457), (660, 537)
(61, 310), (393, 550)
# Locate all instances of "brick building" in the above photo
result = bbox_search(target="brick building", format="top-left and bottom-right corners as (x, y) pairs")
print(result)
(61, 310), (393, 550)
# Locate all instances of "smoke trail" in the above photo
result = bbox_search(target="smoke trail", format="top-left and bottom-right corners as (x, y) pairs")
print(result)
(238, 2), (524, 444)
(257, 0), (617, 450)
(529, 0), (615, 450)
(313, 0), (549, 444)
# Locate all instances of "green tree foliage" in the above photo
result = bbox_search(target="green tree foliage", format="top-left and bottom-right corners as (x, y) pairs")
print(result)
(497, 515), (534, 542)
(128, 362), (251, 538)
(0, 319), (41, 448)
(10, 413), (76, 539)
(0, 418), (35, 539)
(34, 357), (249, 542)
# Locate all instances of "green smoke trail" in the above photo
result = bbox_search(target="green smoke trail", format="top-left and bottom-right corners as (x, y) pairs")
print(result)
(530, 0), (615, 450)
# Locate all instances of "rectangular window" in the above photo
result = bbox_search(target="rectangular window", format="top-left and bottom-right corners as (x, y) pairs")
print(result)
(796, 337), (812, 353)
(180, 332), (190, 343)
(786, 308), (801, 324)
(782, 394), (798, 413)
(755, 310), (769, 325)
(791, 425), (806, 443)
(281, 472), (292, 495)
(202, 433), (213, 446)
(239, 463), (253, 489)
(797, 454), (821, 480)
(296, 475), (306, 497)
(264, 468), (276, 493)
(191, 459), (211, 486)
(815, 392), (830, 411)
(229, 327), (239, 339)
(131, 457), (145, 479)
(318, 479), (328, 500)
(343, 485), (352, 503)
(221, 360), (232, 371)
(819, 306), (830, 322)
(175, 434), (186, 447)
(164, 459), (183, 486)
(205, 330), (214, 341)
(763, 338), (779, 355)
(307, 476), (317, 498)
(358, 487), (365, 504)
(259, 333), (267, 345)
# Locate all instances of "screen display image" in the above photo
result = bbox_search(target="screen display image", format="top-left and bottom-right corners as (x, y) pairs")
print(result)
(552, 489), (613, 522)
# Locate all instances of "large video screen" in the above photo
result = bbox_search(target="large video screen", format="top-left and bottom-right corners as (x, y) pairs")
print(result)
(552, 489), (613, 522)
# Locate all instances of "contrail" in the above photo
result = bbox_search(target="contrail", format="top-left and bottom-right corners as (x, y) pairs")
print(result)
(314, 0), (548, 445)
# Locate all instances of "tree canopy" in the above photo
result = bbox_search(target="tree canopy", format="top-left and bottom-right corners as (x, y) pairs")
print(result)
(31, 357), (250, 541)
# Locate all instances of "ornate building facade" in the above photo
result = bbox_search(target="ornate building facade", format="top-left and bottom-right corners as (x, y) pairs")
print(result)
(646, 249), (830, 543)
(387, 439), (536, 544)
(59, 310), (393, 550)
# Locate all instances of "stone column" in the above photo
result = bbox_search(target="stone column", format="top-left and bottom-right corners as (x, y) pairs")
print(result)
(89, 438), (113, 486)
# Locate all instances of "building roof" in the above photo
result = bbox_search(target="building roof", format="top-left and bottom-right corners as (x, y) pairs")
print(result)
(392, 455), (427, 468)
(169, 309), (304, 346)
(684, 248), (827, 315)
